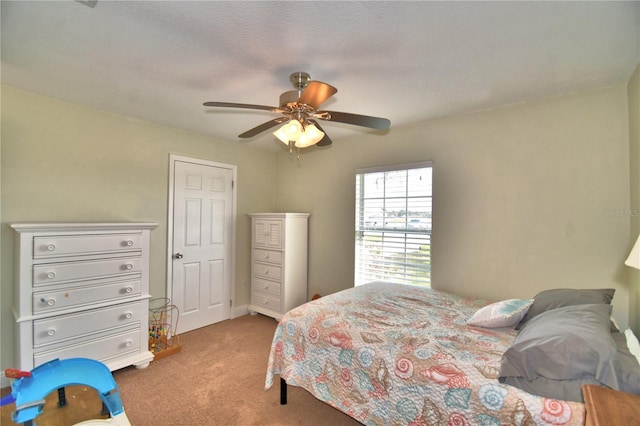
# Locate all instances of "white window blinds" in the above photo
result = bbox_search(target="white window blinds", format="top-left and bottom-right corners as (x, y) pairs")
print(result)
(355, 162), (432, 287)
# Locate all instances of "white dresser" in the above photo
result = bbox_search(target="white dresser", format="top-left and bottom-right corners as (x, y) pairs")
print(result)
(248, 213), (309, 320)
(11, 222), (157, 372)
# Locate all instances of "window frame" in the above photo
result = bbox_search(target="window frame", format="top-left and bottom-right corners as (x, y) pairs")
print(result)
(354, 161), (433, 287)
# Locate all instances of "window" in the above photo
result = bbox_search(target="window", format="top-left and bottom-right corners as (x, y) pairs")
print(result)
(355, 162), (432, 287)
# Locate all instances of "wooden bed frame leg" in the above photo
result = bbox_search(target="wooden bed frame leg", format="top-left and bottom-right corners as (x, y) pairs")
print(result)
(280, 377), (287, 405)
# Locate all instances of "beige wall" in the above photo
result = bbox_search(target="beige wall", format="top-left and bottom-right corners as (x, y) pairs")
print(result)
(629, 63), (640, 334)
(276, 85), (633, 329)
(1, 85), (277, 372)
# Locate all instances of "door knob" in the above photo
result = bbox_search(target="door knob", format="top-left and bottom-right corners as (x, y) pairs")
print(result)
(174, 252), (184, 259)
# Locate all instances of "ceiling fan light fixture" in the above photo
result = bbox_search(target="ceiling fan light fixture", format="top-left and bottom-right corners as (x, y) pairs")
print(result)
(295, 123), (324, 148)
(204, 71), (390, 156)
(273, 119), (303, 145)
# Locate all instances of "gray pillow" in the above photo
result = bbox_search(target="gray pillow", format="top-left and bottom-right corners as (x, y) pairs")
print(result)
(610, 331), (640, 395)
(500, 304), (618, 388)
(515, 288), (615, 330)
(499, 314), (640, 402)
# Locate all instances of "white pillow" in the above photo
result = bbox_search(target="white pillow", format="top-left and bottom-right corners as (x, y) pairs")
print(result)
(468, 299), (534, 328)
(624, 328), (640, 365)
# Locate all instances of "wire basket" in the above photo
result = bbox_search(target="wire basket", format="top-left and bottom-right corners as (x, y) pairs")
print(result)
(148, 298), (181, 359)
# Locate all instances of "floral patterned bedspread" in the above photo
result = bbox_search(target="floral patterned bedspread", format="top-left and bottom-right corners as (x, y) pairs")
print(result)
(265, 281), (585, 425)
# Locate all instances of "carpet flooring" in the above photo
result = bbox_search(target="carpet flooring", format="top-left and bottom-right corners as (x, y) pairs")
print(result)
(1, 313), (361, 425)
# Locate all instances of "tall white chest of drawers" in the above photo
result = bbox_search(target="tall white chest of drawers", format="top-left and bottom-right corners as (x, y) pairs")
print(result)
(248, 213), (309, 320)
(11, 222), (158, 372)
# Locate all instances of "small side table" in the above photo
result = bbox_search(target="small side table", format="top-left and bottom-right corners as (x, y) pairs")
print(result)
(582, 384), (640, 426)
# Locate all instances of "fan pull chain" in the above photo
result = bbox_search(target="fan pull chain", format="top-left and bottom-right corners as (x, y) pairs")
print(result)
(286, 141), (302, 160)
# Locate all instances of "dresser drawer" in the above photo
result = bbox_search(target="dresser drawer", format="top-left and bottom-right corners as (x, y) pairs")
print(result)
(33, 279), (141, 314)
(33, 328), (141, 367)
(252, 290), (281, 312)
(252, 248), (282, 265)
(253, 263), (282, 281)
(33, 301), (142, 347)
(33, 233), (142, 259)
(33, 257), (141, 286)
(252, 277), (281, 295)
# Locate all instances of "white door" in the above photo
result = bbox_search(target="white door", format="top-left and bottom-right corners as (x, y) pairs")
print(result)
(169, 156), (235, 333)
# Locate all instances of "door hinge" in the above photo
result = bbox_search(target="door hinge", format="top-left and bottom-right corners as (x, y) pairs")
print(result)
(229, 299), (233, 307)
(232, 180), (234, 189)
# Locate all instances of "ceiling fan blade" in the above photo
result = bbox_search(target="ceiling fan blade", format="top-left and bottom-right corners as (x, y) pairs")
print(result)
(308, 120), (332, 146)
(238, 117), (287, 138)
(297, 81), (337, 108)
(203, 101), (280, 112)
(322, 110), (390, 130)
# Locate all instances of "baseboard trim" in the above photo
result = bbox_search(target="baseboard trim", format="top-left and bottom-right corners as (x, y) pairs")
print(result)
(232, 304), (249, 318)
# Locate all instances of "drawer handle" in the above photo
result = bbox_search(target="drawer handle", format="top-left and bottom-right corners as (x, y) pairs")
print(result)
(264, 269), (269, 275)
(47, 329), (56, 336)
(264, 299), (269, 305)
(124, 287), (133, 294)
(124, 263), (134, 271)
(263, 283), (268, 290)
(263, 254), (269, 259)
(124, 312), (133, 319)
(46, 244), (56, 252)
(124, 340), (132, 348)
(42, 298), (55, 306)
(125, 240), (134, 247)
(46, 272), (56, 279)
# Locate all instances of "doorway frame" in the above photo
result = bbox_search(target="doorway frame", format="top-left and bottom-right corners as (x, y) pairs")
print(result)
(166, 153), (238, 320)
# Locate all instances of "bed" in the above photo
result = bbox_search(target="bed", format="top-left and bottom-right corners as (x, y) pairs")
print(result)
(265, 281), (640, 425)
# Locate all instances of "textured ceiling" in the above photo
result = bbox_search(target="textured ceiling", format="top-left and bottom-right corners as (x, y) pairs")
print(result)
(2, 1), (639, 151)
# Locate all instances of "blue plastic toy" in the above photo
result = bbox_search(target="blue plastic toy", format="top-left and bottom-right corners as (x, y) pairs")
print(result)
(2, 358), (131, 426)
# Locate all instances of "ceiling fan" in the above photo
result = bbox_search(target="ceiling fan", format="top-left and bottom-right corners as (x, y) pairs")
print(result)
(203, 72), (390, 151)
